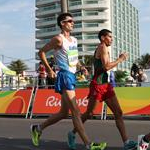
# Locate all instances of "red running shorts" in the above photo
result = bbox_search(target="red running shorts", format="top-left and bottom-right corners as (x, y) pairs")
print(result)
(87, 80), (115, 102)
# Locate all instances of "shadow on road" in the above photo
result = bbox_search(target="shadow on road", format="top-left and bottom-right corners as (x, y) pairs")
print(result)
(0, 137), (123, 150)
(0, 137), (83, 150)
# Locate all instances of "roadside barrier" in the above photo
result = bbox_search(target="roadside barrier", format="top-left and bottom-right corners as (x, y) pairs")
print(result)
(0, 86), (150, 118)
(0, 89), (33, 118)
(30, 88), (103, 118)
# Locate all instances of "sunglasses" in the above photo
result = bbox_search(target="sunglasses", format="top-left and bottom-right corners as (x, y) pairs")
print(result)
(62, 19), (74, 23)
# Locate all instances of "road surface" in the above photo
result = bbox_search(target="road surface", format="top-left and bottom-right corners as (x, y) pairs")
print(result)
(0, 118), (149, 150)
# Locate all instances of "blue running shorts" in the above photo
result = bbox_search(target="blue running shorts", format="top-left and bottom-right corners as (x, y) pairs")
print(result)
(55, 70), (76, 94)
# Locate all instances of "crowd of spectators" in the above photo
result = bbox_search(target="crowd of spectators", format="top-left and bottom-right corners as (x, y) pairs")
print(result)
(37, 56), (56, 89)
(131, 63), (148, 84)
(36, 59), (148, 89)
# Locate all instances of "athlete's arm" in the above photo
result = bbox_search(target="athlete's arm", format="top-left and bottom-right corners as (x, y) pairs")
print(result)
(38, 36), (62, 78)
(100, 45), (128, 71)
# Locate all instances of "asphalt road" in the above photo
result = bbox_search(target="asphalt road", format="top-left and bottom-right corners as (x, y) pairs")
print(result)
(0, 118), (150, 150)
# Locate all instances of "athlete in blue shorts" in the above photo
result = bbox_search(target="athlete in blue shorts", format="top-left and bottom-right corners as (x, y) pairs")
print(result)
(30, 13), (106, 150)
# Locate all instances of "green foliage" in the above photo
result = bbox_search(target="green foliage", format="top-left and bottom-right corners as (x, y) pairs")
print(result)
(7, 59), (28, 75)
(79, 55), (94, 68)
(84, 55), (94, 66)
(137, 53), (150, 69)
(114, 70), (129, 83)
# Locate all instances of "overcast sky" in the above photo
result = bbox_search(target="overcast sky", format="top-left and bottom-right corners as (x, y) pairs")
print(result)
(0, 0), (149, 71)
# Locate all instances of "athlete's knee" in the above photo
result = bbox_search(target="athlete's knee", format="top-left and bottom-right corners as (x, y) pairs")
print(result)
(114, 109), (123, 119)
(59, 110), (69, 119)
(69, 102), (81, 117)
(84, 111), (93, 119)
(63, 112), (68, 118)
(71, 108), (81, 118)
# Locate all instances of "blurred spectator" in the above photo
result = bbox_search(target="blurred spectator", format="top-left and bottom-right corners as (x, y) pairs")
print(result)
(131, 63), (139, 80)
(125, 75), (137, 87)
(148, 57), (150, 68)
(37, 61), (47, 88)
(137, 68), (148, 83)
(110, 71), (116, 87)
(76, 66), (89, 82)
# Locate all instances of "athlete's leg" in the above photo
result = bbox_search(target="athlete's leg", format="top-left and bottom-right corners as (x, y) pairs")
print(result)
(105, 95), (127, 142)
(72, 96), (98, 134)
(63, 89), (90, 145)
(82, 97), (98, 122)
(30, 95), (69, 146)
(66, 91), (107, 150)
(105, 95), (137, 149)
(40, 95), (69, 130)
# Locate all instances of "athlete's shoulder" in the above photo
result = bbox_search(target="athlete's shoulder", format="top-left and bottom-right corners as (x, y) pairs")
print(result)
(53, 34), (63, 42)
(50, 34), (63, 47)
(99, 43), (108, 53)
(98, 43), (105, 49)
(71, 36), (77, 42)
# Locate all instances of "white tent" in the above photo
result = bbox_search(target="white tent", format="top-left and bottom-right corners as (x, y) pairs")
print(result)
(0, 61), (16, 76)
(0, 61), (16, 90)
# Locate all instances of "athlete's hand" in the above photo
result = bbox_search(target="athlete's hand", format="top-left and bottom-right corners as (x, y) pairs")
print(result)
(83, 68), (89, 76)
(47, 70), (56, 79)
(119, 52), (128, 62)
(81, 66), (89, 76)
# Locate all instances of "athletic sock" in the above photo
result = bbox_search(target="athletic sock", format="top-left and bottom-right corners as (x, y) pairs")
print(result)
(37, 124), (42, 132)
(124, 139), (130, 144)
(85, 143), (91, 150)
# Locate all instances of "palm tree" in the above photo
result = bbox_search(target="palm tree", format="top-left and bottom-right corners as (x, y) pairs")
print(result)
(7, 60), (28, 87)
(114, 70), (129, 86)
(8, 59), (28, 74)
(78, 55), (94, 74)
(84, 55), (94, 67)
(137, 53), (150, 69)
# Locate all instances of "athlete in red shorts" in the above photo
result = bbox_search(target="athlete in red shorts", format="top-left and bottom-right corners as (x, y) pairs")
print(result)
(67, 29), (137, 150)
(88, 81), (115, 102)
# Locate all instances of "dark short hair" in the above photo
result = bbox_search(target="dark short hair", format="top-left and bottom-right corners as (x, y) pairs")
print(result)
(98, 29), (112, 41)
(57, 13), (73, 28)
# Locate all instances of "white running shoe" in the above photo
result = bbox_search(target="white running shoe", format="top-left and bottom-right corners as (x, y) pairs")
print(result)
(138, 135), (149, 150)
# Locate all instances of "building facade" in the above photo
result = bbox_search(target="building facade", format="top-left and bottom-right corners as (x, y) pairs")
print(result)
(35, 0), (140, 70)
